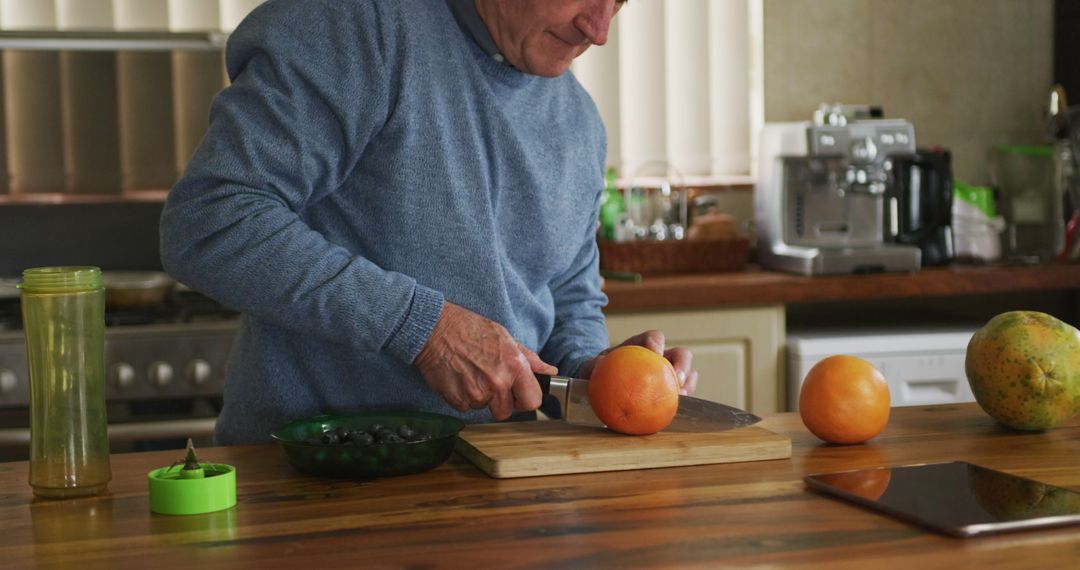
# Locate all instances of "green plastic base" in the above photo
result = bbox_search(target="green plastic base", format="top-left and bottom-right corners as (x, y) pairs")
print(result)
(148, 463), (237, 515)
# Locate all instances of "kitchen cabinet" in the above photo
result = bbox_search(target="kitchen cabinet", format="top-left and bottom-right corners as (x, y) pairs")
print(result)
(605, 304), (785, 414)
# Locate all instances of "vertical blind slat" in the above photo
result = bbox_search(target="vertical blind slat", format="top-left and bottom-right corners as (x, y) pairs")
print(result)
(169, 0), (219, 32)
(0, 0), (57, 29)
(619, 0), (668, 177)
(667, 0), (711, 177)
(220, 0), (263, 32)
(56, 0), (113, 30)
(112, 0), (168, 31)
(572, 23), (622, 175)
(709, 0), (752, 175)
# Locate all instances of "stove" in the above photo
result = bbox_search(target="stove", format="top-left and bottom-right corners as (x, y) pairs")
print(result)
(0, 286), (239, 460)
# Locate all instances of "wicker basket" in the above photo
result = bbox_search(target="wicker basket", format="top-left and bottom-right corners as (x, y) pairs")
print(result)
(598, 236), (751, 275)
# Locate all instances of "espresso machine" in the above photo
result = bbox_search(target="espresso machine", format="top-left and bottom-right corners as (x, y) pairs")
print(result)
(754, 104), (922, 275)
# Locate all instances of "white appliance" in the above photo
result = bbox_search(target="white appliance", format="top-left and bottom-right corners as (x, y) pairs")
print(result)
(786, 326), (979, 411)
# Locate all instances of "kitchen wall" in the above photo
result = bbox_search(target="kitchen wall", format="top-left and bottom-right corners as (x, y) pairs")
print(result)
(763, 0), (1054, 185)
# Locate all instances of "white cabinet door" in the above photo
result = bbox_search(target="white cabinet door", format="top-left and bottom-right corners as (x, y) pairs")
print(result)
(669, 338), (746, 408)
(605, 305), (785, 413)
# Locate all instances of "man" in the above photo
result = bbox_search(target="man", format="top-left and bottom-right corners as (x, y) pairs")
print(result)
(160, 0), (698, 445)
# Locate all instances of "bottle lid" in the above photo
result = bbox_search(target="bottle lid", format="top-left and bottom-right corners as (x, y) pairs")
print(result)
(147, 440), (237, 516)
(19, 266), (103, 292)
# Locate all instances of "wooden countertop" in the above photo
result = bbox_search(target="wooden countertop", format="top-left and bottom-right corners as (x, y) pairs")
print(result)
(4, 404), (1080, 567)
(603, 263), (1080, 311)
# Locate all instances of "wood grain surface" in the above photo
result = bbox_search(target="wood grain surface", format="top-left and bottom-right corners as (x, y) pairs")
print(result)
(455, 421), (791, 478)
(603, 263), (1080, 311)
(3, 404), (1080, 568)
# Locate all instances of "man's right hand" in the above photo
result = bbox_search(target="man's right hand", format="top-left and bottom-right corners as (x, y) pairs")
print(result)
(413, 302), (554, 420)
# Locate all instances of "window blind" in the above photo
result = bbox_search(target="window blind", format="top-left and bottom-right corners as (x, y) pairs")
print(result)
(573, 0), (756, 182)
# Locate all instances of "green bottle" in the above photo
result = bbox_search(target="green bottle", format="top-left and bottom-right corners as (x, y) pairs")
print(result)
(20, 266), (112, 498)
(599, 166), (625, 241)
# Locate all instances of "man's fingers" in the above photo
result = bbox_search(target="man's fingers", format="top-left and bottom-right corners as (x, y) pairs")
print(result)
(664, 346), (695, 395)
(518, 344), (558, 374)
(510, 366), (544, 412)
(664, 346), (692, 374)
(618, 330), (666, 354)
(487, 387), (514, 420)
(682, 369), (699, 396)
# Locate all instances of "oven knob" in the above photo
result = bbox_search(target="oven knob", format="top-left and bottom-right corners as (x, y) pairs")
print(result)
(148, 361), (174, 388)
(0, 369), (16, 395)
(186, 359), (212, 385)
(110, 363), (136, 390)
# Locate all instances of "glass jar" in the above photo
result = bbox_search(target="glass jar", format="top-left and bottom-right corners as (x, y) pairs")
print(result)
(990, 145), (1062, 262)
(20, 266), (111, 499)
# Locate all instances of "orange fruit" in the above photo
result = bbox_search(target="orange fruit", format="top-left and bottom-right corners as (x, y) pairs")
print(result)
(588, 345), (680, 435)
(799, 355), (890, 444)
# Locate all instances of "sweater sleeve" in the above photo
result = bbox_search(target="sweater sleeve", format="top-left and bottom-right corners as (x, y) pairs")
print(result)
(159, 0), (443, 363)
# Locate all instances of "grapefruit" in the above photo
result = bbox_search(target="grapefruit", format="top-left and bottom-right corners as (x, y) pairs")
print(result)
(799, 355), (891, 444)
(588, 346), (680, 435)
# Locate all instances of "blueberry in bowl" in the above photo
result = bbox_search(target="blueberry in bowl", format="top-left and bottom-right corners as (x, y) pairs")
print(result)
(271, 411), (466, 478)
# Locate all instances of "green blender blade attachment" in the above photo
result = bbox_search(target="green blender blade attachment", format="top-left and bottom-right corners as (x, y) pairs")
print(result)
(148, 439), (236, 515)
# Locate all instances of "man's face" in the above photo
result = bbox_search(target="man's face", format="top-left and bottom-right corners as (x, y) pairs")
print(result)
(475, 0), (625, 77)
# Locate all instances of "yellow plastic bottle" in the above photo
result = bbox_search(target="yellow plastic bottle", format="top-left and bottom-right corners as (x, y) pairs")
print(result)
(20, 266), (111, 498)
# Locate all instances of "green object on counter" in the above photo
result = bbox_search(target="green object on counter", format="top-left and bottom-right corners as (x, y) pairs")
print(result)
(599, 166), (625, 241)
(19, 266), (112, 499)
(993, 145), (1054, 157)
(148, 463), (236, 515)
(600, 269), (643, 283)
(148, 439), (236, 515)
(272, 411), (464, 479)
(954, 181), (997, 218)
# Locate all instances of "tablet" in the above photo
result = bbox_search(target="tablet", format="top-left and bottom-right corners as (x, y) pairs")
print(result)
(804, 461), (1080, 537)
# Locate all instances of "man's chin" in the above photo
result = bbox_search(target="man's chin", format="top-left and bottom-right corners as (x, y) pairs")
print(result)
(523, 57), (575, 78)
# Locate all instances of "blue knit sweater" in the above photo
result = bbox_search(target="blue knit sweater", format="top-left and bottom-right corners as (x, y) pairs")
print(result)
(160, 0), (610, 444)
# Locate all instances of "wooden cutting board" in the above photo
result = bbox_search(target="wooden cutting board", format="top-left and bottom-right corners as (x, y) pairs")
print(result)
(455, 420), (791, 478)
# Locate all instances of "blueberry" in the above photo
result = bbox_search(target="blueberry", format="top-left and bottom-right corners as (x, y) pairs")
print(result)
(320, 431), (339, 445)
(397, 425), (416, 439)
(378, 432), (405, 444)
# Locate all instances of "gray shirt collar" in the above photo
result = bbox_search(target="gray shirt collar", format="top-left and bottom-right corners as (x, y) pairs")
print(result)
(446, 0), (506, 64)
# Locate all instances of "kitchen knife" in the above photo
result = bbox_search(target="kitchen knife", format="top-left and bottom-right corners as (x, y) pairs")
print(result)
(534, 373), (762, 432)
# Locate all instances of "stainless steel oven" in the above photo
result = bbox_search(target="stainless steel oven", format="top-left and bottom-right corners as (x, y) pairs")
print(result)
(0, 282), (238, 462)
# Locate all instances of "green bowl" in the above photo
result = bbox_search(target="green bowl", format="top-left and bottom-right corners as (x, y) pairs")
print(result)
(271, 411), (465, 478)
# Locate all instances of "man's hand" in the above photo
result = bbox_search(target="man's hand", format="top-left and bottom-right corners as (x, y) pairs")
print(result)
(577, 329), (698, 395)
(414, 302), (557, 420)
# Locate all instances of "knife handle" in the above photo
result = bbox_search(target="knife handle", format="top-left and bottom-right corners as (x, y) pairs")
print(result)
(534, 373), (551, 395)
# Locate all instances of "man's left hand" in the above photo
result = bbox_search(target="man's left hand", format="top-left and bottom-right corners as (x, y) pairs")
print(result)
(577, 329), (698, 395)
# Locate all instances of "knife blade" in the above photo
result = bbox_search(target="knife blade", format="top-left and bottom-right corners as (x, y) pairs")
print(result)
(534, 373), (762, 432)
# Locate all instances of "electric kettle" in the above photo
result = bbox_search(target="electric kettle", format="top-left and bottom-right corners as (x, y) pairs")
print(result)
(889, 147), (954, 266)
